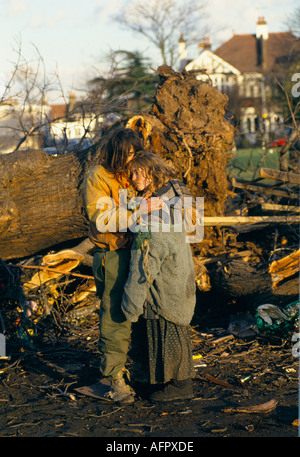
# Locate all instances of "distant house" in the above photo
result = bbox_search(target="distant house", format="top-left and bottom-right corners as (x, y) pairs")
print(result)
(0, 93), (98, 154)
(46, 93), (98, 150)
(180, 18), (299, 145)
(0, 99), (49, 154)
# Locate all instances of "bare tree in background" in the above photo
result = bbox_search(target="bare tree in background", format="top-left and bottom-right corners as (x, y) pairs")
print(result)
(86, 48), (158, 123)
(113, 0), (208, 68)
(0, 40), (65, 153)
(0, 40), (100, 155)
(287, 6), (300, 37)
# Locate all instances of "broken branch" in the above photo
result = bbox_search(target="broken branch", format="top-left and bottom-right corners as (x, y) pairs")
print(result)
(10, 264), (94, 280)
(259, 167), (300, 185)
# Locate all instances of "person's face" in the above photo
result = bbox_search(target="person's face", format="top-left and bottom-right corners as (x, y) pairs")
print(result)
(131, 167), (150, 191)
(125, 146), (135, 164)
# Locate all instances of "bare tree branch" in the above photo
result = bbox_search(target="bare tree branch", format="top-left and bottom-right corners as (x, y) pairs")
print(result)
(286, 6), (300, 37)
(113, 0), (209, 67)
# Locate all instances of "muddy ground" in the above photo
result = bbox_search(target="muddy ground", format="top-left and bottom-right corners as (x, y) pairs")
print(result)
(0, 308), (299, 442)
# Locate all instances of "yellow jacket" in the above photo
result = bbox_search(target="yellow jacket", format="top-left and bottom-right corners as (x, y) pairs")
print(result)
(83, 164), (135, 250)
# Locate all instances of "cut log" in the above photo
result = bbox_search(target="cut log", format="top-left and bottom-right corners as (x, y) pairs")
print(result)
(208, 255), (299, 307)
(279, 124), (300, 172)
(204, 215), (300, 226)
(14, 262), (94, 285)
(210, 258), (273, 299)
(269, 249), (300, 288)
(258, 203), (300, 213)
(231, 177), (299, 199)
(259, 167), (300, 185)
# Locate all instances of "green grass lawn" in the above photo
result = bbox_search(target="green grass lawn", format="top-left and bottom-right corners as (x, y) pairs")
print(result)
(228, 147), (280, 181)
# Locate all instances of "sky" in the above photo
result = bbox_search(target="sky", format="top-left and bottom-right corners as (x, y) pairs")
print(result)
(0, 0), (298, 103)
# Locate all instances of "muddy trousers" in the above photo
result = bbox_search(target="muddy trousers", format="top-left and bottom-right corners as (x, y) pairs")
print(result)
(93, 248), (131, 381)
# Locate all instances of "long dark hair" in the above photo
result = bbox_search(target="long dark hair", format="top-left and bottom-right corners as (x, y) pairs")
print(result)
(100, 128), (144, 173)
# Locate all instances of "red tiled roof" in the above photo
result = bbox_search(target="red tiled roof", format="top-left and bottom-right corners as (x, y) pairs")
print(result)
(50, 104), (67, 120)
(214, 32), (299, 73)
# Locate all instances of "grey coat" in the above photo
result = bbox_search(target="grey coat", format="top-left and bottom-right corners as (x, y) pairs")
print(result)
(121, 180), (196, 327)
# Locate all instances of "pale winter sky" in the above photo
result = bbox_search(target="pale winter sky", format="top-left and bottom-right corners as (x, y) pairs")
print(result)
(0, 0), (298, 102)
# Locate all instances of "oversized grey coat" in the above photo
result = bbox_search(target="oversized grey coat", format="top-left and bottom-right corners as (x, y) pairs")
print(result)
(121, 180), (196, 326)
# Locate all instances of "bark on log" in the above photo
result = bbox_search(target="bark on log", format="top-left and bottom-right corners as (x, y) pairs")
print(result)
(259, 167), (300, 185)
(258, 203), (300, 213)
(209, 257), (299, 308)
(0, 145), (102, 260)
(279, 124), (300, 172)
(231, 177), (299, 199)
(0, 66), (235, 261)
(269, 249), (300, 288)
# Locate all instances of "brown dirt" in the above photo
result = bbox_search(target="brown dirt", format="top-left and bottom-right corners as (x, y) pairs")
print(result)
(0, 312), (298, 439)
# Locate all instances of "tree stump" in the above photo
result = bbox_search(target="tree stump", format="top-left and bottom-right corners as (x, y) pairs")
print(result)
(127, 66), (235, 217)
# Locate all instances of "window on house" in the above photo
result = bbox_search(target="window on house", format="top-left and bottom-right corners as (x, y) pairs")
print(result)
(222, 77), (227, 93)
(216, 76), (223, 92)
(253, 84), (260, 97)
(245, 84), (251, 98)
(75, 127), (82, 136)
(247, 118), (251, 133)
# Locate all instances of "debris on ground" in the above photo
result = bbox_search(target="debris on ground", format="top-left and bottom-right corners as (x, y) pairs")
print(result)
(0, 66), (299, 437)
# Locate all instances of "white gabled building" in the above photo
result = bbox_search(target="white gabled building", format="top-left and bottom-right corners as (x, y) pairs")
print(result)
(181, 18), (299, 145)
(47, 93), (98, 148)
(185, 43), (241, 94)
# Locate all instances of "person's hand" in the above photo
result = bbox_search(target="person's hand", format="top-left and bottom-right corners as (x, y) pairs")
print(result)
(139, 197), (164, 215)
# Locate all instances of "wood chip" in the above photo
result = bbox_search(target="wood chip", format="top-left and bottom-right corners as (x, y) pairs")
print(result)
(203, 373), (235, 388)
(222, 398), (278, 414)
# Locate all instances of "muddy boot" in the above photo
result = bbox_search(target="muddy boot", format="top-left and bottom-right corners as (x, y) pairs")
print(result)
(149, 379), (193, 402)
(104, 369), (135, 404)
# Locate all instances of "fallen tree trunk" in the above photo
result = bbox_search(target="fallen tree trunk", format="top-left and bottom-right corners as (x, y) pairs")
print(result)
(0, 146), (101, 260)
(208, 255), (299, 309)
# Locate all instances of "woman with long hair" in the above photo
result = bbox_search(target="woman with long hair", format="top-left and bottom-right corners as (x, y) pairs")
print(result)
(83, 127), (144, 404)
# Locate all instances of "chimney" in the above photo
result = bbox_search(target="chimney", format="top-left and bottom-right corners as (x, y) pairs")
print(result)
(199, 37), (211, 50)
(178, 34), (187, 60)
(256, 17), (268, 39)
(256, 17), (268, 69)
(178, 33), (188, 69)
(68, 92), (76, 115)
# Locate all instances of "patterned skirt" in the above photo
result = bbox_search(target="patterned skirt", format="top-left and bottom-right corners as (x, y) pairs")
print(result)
(129, 316), (195, 385)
